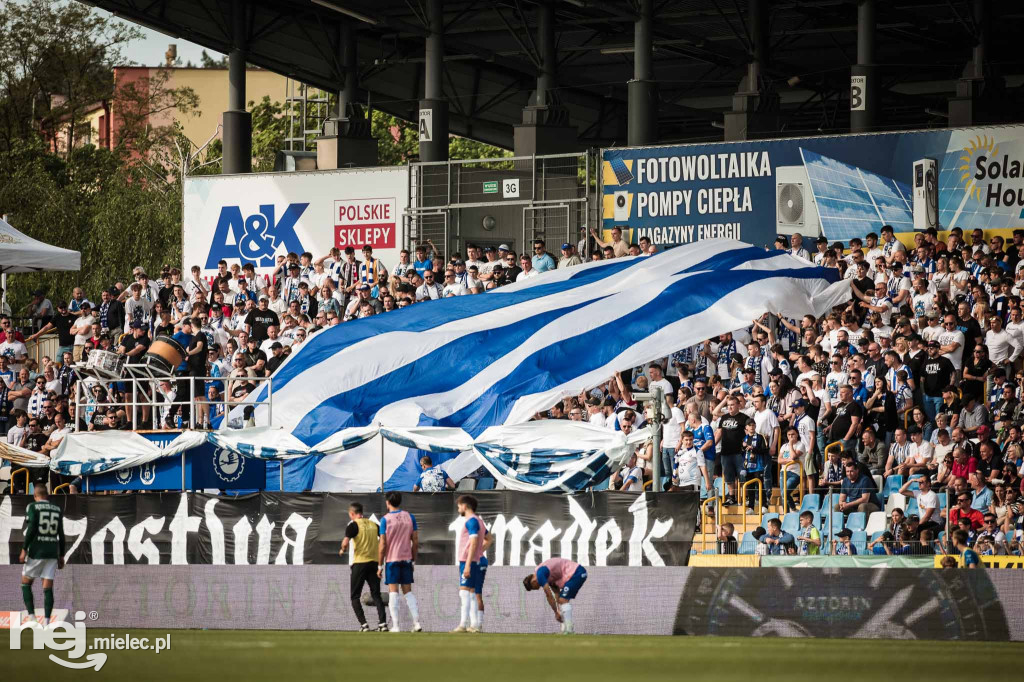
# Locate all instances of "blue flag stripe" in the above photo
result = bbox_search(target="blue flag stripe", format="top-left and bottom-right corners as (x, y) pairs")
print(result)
(436, 267), (829, 434)
(258, 245), (790, 403)
(293, 264), (830, 444)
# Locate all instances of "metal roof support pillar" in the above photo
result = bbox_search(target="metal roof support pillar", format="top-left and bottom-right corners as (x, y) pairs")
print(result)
(850, 0), (877, 133)
(223, 0), (252, 174)
(723, 0), (777, 141)
(628, 0), (656, 146)
(419, 0), (448, 162)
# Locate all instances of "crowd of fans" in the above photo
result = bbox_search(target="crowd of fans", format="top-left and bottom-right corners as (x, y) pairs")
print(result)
(1, 224), (1023, 560)
(530, 226), (1024, 558)
(0, 237), (588, 483)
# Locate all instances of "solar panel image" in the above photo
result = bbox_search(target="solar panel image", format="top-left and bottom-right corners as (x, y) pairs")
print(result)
(800, 148), (914, 242)
(609, 157), (635, 185)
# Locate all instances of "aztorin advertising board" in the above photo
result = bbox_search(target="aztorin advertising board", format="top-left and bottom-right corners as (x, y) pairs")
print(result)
(601, 125), (1024, 249)
(183, 167), (409, 281)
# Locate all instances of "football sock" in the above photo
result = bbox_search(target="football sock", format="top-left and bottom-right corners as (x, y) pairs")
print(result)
(459, 589), (472, 627)
(388, 593), (401, 630)
(404, 592), (420, 623)
(21, 584), (34, 615)
(44, 588), (54, 620)
(469, 596), (480, 628)
(559, 603), (573, 630)
(476, 603), (485, 630)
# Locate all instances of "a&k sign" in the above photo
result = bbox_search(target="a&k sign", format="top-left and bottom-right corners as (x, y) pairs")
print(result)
(184, 167), (409, 281)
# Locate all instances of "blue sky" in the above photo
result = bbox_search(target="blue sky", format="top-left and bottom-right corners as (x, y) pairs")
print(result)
(94, 7), (226, 67)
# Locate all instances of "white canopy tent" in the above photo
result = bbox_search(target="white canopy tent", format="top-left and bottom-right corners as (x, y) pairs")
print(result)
(0, 215), (81, 314)
(0, 216), (81, 272)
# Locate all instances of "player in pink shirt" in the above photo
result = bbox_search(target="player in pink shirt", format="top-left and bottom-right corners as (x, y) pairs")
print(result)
(453, 495), (491, 633)
(377, 491), (422, 632)
(523, 557), (588, 634)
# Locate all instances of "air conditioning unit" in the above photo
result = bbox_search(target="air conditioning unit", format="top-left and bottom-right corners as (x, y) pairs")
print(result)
(775, 166), (821, 237)
(913, 158), (938, 230)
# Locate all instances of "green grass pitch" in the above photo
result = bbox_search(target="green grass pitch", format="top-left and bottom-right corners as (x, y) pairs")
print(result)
(4, 629), (1022, 681)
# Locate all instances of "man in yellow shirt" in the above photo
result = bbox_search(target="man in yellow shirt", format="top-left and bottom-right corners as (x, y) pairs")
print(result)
(340, 502), (388, 631)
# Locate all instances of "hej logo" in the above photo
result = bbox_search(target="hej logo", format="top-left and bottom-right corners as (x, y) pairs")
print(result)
(206, 203), (309, 268)
(8, 610), (106, 671)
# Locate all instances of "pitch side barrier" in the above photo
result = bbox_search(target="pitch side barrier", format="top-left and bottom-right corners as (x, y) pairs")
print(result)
(0, 566), (1019, 640)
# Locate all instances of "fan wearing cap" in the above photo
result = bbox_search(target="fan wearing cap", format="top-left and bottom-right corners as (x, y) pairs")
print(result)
(920, 339), (955, 421)
(281, 262), (305, 304)
(118, 321), (151, 361)
(833, 528), (857, 556)
(475, 246), (502, 281)
(25, 289), (54, 326)
(885, 261), (912, 307)
(558, 243), (582, 269)
(345, 284), (383, 320)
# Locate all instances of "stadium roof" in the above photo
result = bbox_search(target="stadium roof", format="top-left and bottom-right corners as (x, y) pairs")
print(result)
(83, 0), (1024, 149)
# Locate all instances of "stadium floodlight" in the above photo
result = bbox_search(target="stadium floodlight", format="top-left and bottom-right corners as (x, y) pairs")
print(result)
(310, 0), (380, 25)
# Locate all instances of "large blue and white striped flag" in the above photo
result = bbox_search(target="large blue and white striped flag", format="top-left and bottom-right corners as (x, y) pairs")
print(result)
(254, 240), (849, 458)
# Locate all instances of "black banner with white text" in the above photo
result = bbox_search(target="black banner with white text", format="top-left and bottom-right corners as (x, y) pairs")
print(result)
(0, 491), (696, 566)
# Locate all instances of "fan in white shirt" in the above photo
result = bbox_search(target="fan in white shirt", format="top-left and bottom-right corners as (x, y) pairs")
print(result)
(612, 453), (645, 492)
(986, 316), (1023, 366)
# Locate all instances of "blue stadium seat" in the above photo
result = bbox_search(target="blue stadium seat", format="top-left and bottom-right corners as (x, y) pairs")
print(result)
(869, 531), (886, 542)
(592, 477), (610, 491)
(739, 532), (757, 555)
(702, 549), (717, 554)
(781, 512), (800, 535)
(820, 513), (842, 536)
(762, 512), (780, 526)
(800, 494), (820, 512)
(713, 478), (724, 498)
(882, 475), (904, 500)
(845, 512), (866, 532)
(476, 477), (497, 491)
(699, 477), (708, 500)
(905, 497), (919, 517)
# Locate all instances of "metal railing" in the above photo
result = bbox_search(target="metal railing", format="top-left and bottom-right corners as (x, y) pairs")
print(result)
(780, 460), (805, 511)
(10, 467), (29, 493)
(73, 372), (274, 432)
(25, 332), (60, 367)
(740, 477), (764, 536)
(700, 495), (723, 554)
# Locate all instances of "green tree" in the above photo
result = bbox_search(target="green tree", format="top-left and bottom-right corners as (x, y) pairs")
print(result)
(0, 0), (141, 154)
(199, 50), (229, 69)
(449, 135), (511, 161)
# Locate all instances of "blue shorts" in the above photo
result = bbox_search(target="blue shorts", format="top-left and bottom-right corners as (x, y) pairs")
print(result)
(558, 565), (588, 600)
(458, 561), (482, 591)
(384, 560), (414, 585)
(477, 556), (488, 595)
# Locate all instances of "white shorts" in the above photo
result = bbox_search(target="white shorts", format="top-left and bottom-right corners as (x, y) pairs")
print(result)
(22, 558), (58, 580)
